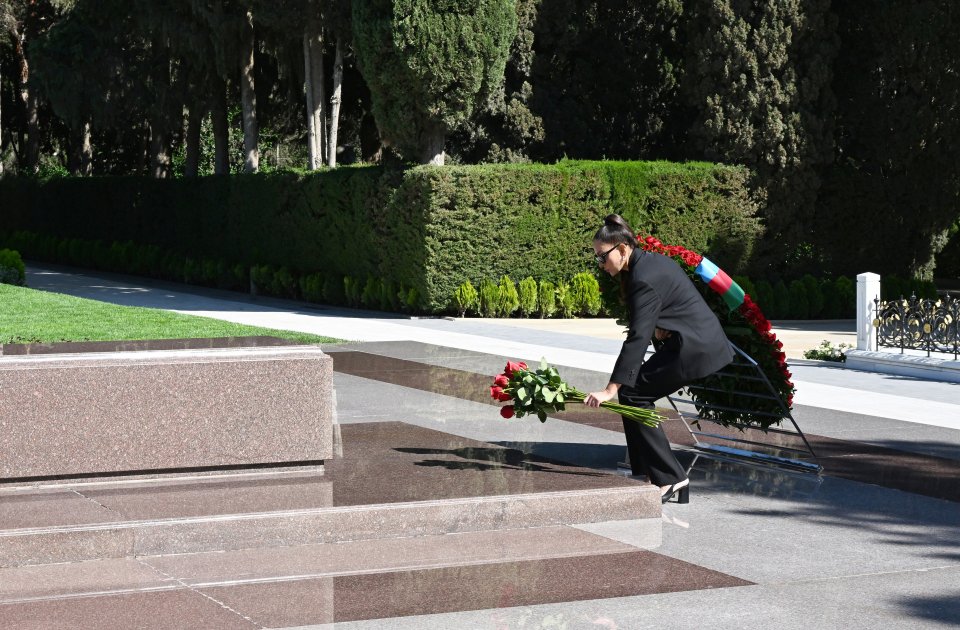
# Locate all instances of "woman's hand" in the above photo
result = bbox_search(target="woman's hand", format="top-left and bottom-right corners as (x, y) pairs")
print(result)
(584, 383), (620, 407)
(654, 327), (672, 341)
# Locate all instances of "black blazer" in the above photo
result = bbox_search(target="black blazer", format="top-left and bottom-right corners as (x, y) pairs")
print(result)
(610, 248), (734, 386)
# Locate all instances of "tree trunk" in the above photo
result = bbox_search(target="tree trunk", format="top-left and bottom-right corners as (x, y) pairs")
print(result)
(150, 125), (170, 178)
(212, 78), (229, 175)
(239, 10), (259, 173)
(184, 103), (204, 177)
(327, 38), (344, 168)
(303, 33), (316, 169)
(420, 124), (445, 165)
(304, 30), (326, 167)
(80, 121), (92, 176)
(303, 33), (318, 170)
(14, 30), (40, 173)
(68, 121), (93, 176)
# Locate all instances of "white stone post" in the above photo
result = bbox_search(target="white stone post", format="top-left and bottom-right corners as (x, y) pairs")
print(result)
(857, 272), (881, 351)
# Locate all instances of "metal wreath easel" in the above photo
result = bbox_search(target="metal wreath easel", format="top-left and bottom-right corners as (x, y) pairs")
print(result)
(623, 343), (822, 475)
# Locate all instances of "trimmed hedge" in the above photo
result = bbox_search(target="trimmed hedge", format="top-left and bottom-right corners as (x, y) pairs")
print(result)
(1, 161), (760, 314)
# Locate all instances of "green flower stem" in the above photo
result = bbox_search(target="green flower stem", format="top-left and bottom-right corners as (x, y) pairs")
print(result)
(565, 389), (664, 428)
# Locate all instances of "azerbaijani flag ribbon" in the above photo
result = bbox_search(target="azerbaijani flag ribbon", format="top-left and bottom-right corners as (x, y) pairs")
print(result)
(694, 257), (745, 311)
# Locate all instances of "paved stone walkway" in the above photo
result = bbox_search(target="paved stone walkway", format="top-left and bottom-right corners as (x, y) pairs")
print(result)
(1, 264), (957, 629)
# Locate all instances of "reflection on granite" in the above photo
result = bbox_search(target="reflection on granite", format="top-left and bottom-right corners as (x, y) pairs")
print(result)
(202, 551), (752, 625)
(141, 526), (637, 588)
(3, 422), (659, 565)
(0, 547), (750, 627)
(331, 351), (960, 504)
(327, 422), (636, 506)
(0, 336), (300, 356)
(68, 422), (644, 521)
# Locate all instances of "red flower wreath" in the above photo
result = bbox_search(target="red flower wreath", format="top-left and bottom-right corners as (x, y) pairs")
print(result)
(598, 235), (795, 430)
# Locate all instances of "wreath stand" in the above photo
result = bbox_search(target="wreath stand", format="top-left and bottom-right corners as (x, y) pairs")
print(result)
(621, 343), (822, 475)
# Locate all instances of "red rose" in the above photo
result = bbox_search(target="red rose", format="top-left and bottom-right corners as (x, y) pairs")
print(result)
(499, 405), (514, 419)
(504, 361), (527, 377)
(490, 386), (506, 400)
(493, 374), (509, 387)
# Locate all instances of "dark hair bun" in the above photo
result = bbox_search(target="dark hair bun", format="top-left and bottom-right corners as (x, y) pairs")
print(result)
(604, 214), (628, 228)
(594, 213), (635, 246)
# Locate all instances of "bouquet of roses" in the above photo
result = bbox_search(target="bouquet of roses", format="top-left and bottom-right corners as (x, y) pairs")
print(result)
(489, 358), (663, 427)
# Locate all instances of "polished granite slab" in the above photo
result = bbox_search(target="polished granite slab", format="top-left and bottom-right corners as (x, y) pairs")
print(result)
(0, 527), (639, 603)
(1, 422), (660, 566)
(0, 549), (751, 628)
(329, 350), (960, 503)
(0, 344), (333, 481)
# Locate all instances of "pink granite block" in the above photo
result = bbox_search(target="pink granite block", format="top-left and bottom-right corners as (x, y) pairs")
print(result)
(0, 346), (333, 480)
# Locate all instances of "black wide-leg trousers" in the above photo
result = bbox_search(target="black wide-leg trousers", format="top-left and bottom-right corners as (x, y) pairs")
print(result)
(618, 341), (688, 487)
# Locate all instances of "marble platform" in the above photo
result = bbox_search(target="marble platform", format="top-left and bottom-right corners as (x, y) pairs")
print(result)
(0, 339), (333, 482)
(0, 422), (661, 567)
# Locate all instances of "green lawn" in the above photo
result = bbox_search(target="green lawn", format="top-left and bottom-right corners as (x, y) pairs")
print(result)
(0, 283), (342, 345)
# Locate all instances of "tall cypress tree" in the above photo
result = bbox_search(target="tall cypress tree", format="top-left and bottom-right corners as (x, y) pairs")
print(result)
(820, 0), (960, 278)
(684, 0), (838, 273)
(524, 0), (687, 162)
(352, 0), (518, 165)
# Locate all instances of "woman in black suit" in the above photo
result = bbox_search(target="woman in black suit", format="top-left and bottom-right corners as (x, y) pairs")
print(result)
(585, 214), (734, 503)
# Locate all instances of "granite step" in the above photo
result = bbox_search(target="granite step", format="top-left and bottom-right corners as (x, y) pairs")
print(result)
(0, 422), (660, 567)
(0, 525), (655, 604)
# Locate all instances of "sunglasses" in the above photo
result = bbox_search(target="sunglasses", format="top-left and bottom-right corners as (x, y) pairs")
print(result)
(595, 244), (620, 265)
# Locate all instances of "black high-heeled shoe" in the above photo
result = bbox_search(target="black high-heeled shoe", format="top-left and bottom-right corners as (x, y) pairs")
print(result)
(661, 480), (690, 504)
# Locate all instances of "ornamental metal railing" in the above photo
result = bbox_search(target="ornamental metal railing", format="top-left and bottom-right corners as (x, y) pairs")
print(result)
(873, 294), (960, 359)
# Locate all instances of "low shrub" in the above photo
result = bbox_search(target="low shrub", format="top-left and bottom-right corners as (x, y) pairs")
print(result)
(556, 282), (575, 318)
(479, 278), (498, 318)
(570, 272), (601, 316)
(453, 280), (478, 317)
(803, 340), (852, 362)
(538, 280), (557, 318)
(517, 276), (538, 317)
(0, 248), (26, 285)
(496, 275), (520, 317)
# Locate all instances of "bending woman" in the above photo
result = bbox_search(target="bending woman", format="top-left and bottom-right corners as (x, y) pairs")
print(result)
(585, 214), (734, 503)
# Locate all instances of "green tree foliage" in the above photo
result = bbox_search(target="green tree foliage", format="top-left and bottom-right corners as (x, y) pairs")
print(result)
(351, 0), (518, 164)
(684, 0), (838, 273)
(527, 0), (686, 162)
(448, 0), (543, 163)
(816, 0), (960, 280)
